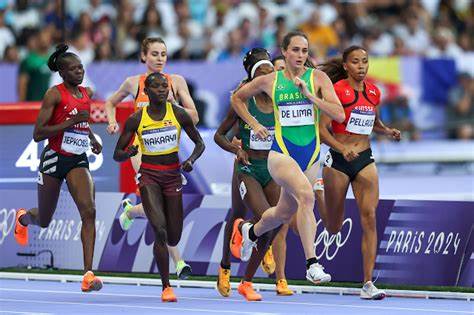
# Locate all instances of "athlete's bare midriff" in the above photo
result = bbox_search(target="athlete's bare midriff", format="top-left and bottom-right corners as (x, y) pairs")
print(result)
(334, 133), (371, 153)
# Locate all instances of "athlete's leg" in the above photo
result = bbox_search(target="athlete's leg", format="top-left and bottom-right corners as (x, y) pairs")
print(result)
(321, 166), (350, 234)
(20, 174), (62, 228)
(239, 175), (280, 282)
(140, 184), (171, 289)
(351, 163), (379, 283)
(272, 223), (289, 281)
(251, 152), (306, 239)
(221, 162), (247, 267)
(124, 151), (147, 218)
(66, 168), (96, 272)
(168, 245), (181, 264)
(254, 151), (315, 261)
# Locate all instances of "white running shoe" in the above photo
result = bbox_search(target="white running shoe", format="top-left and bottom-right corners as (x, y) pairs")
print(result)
(306, 263), (331, 284)
(360, 281), (386, 300)
(240, 222), (257, 262)
(119, 199), (134, 231)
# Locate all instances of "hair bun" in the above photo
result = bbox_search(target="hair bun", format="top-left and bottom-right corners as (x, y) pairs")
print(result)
(47, 43), (69, 72)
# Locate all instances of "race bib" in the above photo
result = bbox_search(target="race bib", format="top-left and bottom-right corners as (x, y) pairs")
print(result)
(249, 127), (274, 150)
(278, 101), (314, 127)
(345, 109), (375, 135)
(61, 129), (89, 154)
(142, 126), (178, 153)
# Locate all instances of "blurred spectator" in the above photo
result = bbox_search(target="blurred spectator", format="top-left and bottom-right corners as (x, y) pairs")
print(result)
(217, 29), (246, 62)
(392, 36), (411, 56)
(94, 41), (114, 61)
(92, 17), (113, 47)
(44, 0), (74, 36)
(299, 9), (338, 59)
(115, 0), (140, 60)
(8, 0), (40, 36)
(3, 45), (19, 63)
(141, 4), (166, 39)
(267, 15), (288, 57)
(393, 11), (431, 55)
(446, 73), (474, 140)
(366, 27), (394, 56)
(426, 27), (463, 61)
(88, 0), (117, 23)
(18, 27), (52, 101)
(379, 96), (420, 141)
(0, 9), (14, 58)
(75, 12), (94, 39)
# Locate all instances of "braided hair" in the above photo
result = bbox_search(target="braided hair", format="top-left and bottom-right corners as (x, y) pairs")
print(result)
(47, 44), (78, 72)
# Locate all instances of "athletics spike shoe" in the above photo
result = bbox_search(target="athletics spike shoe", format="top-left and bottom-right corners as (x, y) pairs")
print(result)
(261, 245), (276, 275)
(360, 281), (386, 300)
(306, 263), (331, 284)
(14, 209), (28, 246)
(217, 266), (231, 297)
(237, 281), (262, 301)
(119, 198), (134, 231)
(161, 286), (177, 302)
(176, 260), (192, 280)
(81, 271), (103, 292)
(240, 222), (257, 262)
(230, 218), (244, 259)
(276, 279), (294, 296)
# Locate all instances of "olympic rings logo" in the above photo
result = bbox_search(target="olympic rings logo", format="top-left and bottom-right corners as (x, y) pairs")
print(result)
(314, 218), (352, 261)
(0, 208), (16, 245)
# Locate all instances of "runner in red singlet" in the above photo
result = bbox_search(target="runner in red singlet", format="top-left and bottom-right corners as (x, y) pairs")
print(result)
(13, 44), (103, 292)
(318, 46), (401, 300)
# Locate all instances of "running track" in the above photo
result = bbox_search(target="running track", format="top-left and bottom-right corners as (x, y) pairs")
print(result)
(0, 279), (472, 315)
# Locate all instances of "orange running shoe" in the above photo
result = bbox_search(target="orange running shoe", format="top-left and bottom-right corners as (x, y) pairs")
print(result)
(238, 281), (262, 301)
(276, 279), (294, 296)
(230, 218), (243, 259)
(14, 209), (28, 246)
(217, 266), (231, 297)
(161, 286), (177, 302)
(261, 245), (276, 275)
(81, 271), (103, 292)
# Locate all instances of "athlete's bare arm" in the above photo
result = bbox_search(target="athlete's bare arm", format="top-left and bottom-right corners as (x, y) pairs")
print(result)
(170, 74), (199, 125)
(33, 87), (89, 142)
(113, 111), (141, 162)
(231, 73), (275, 139)
(373, 109), (401, 141)
(214, 107), (240, 155)
(319, 112), (358, 161)
(173, 105), (205, 172)
(105, 76), (139, 134)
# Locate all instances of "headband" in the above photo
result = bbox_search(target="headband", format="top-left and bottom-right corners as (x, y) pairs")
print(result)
(250, 60), (274, 79)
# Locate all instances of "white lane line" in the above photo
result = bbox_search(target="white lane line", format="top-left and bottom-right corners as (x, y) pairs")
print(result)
(0, 299), (276, 315)
(0, 312), (53, 315)
(1, 288), (472, 314)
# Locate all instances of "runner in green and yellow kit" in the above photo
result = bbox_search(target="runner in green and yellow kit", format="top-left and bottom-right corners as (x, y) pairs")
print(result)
(230, 31), (345, 285)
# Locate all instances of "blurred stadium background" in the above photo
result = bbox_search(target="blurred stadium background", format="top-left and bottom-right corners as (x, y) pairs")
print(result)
(0, 0), (472, 291)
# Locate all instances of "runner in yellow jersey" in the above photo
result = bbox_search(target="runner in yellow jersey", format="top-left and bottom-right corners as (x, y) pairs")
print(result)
(105, 37), (197, 279)
(113, 72), (205, 302)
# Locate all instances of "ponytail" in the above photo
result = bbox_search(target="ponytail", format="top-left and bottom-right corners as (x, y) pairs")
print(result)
(317, 58), (346, 83)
